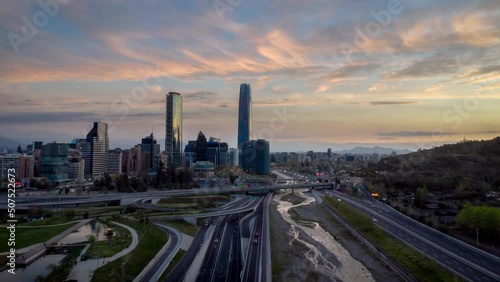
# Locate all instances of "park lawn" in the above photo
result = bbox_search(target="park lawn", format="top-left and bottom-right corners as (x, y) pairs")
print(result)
(86, 222), (131, 258)
(91, 217), (168, 282)
(0, 220), (77, 252)
(323, 196), (462, 282)
(161, 220), (199, 237)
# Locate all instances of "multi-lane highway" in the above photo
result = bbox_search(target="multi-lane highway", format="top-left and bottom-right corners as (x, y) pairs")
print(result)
(163, 223), (210, 282)
(319, 189), (500, 282)
(196, 215), (242, 282)
(137, 224), (182, 282)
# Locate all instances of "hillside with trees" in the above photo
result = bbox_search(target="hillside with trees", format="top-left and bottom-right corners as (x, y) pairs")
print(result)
(364, 137), (500, 253)
(369, 137), (500, 196)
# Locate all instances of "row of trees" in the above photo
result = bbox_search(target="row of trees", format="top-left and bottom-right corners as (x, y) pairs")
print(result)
(155, 162), (194, 189)
(455, 203), (500, 240)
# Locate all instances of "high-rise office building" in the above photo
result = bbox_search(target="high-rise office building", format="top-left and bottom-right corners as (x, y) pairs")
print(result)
(86, 122), (109, 178)
(71, 138), (92, 178)
(241, 139), (270, 175)
(219, 142), (229, 166)
(18, 155), (34, 179)
(184, 140), (197, 168)
(238, 83), (252, 164)
(141, 133), (160, 171)
(229, 148), (239, 166)
(108, 148), (122, 175)
(68, 149), (85, 182)
(165, 92), (183, 167)
(0, 154), (20, 179)
(33, 141), (43, 150)
(196, 131), (208, 162)
(207, 141), (220, 166)
(41, 142), (69, 182)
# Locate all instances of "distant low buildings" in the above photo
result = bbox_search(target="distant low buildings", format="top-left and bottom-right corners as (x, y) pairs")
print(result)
(193, 161), (214, 177)
(0, 153), (20, 179)
(18, 155), (34, 179)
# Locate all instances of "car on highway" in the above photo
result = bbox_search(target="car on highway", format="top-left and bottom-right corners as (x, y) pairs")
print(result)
(253, 239), (258, 245)
(214, 238), (219, 243)
(254, 232), (259, 237)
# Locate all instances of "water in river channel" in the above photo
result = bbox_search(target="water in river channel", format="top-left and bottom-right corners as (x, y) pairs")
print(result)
(275, 191), (374, 282)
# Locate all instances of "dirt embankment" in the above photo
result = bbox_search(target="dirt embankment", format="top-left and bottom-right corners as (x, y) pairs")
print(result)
(270, 193), (401, 282)
(270, 202), (332, 282)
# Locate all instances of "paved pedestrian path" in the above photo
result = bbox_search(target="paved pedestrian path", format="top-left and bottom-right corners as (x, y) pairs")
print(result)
(66, 221), (139, 282)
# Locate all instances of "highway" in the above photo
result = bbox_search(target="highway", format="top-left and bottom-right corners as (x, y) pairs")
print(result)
(162, 223), (210, 282)
(196, 215), (242, 282)
(137, 224), (181, 282)
(242, 198), (265, 282)
(320, 189), (500, 282)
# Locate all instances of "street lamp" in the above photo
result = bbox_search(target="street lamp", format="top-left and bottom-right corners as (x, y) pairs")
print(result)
(476, 228), (479, 247)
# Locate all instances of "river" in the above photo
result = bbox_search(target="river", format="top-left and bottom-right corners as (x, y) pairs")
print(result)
(275, 190), (375, 282)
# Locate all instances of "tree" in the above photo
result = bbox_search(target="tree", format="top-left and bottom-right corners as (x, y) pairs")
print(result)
(105, 228), (114, 246)
(415, 186), (429, 207)
(87, 234), (96, 244)
(351, 186), (358, 196)
(156, 160), (165, 188)
(229, 172), (237, 184)
(117, 173), (130, 192)
(456, 203), (500, 239)
(17, 144), (23, 154)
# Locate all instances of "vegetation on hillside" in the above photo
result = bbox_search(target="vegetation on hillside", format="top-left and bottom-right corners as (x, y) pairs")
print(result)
(368, 137), (500, 195)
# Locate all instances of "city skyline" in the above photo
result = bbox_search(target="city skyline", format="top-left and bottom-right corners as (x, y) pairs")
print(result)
(1, 1), (499, 152)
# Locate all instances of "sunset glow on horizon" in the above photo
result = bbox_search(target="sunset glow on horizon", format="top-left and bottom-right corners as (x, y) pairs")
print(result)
(1, 0), (499, 152)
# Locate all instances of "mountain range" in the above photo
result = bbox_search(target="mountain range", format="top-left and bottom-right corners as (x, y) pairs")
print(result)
(334, 146), (412, 155)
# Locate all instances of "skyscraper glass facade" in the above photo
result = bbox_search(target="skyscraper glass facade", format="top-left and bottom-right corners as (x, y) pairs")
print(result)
(41, 142), (69, 182)
(166, 92), (183, 167)
(238, 83), (252, 151)
(86, 122), (109, 178)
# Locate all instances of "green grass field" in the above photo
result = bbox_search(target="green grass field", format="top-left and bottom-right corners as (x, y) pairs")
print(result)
(323, 196), (462, 282)
(161, 220), (199, 237)
(85, 222), (132, 258)
(91, 217), (168, 282)
(0, 217), (77, 252)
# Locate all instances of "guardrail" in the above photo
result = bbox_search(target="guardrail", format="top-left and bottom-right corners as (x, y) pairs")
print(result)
(330, 191), (499, 282)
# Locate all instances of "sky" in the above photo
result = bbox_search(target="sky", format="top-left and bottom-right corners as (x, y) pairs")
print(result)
(0, 0), (499, 152)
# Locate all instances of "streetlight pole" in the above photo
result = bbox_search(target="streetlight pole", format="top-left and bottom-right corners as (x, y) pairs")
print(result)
(476, 228), (479, 247)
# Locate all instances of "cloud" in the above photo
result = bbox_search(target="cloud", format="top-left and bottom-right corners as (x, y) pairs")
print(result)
(0, 112), (98, 123)
(184, 92), (218, 100)
(370, 101), (417, 106)
(316, 85), (329, 93)
(378, 131), (452, 137)
(272, 86), (284, 93)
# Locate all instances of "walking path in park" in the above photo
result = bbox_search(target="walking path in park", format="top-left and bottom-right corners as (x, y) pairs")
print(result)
(66, 221), (139, 282)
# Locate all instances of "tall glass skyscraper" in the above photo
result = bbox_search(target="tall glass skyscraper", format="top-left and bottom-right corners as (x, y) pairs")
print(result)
(86, 122), (109, 178)
(238, 83), (252, 164)
(166, 92), (183, 167)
